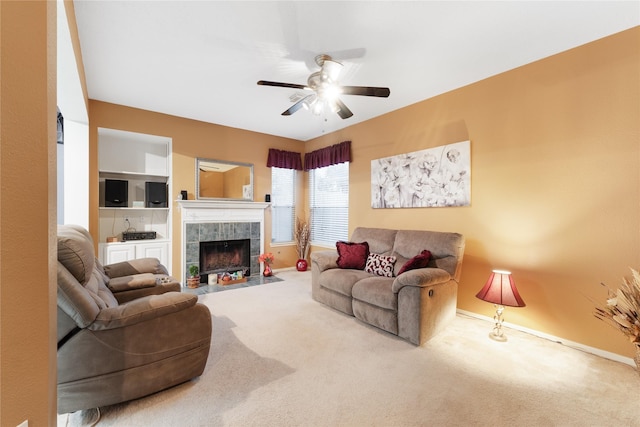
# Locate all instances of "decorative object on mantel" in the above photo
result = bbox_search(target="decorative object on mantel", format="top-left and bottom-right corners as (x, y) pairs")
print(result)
(259, 252), (274, 277)
(187, 265), (200, 288)
(475, 270), (526, 342)
(593, 268), (640, 375)
(295, 216), (311, 271)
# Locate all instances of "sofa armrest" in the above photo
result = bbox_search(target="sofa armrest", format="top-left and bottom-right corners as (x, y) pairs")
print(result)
(108, 273), (159, 292)
(88, 292), (197, 331)
(311, 250), (339, 273)
(111, 279), (181, 304)
(103, 257), (169, 278)
(392, 268), (452, 293)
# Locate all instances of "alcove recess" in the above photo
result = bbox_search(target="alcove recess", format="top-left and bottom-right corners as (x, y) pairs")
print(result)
(97, 127), (172, 269)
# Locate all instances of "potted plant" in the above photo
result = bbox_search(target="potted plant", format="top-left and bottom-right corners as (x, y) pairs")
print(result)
(295, 216), (311, 271)
(187, 264), (200, 288)
(593, 268), (640, 375)
(259, 252), (274, 277)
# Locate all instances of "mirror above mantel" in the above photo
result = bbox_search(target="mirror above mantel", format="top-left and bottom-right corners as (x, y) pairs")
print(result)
(196, 158), (253, 201)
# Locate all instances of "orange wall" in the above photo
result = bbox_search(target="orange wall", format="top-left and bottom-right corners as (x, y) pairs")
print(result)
(198, 167), (251, 198)
(306, 28), (640, 358)
(0, 1), (58, 425)
(63, 0), (89, 110)
(88, 28), (639, 358)
(88, 102), (305, 274)
(224, 166), (250, 199)
(199, 171), (224, 198)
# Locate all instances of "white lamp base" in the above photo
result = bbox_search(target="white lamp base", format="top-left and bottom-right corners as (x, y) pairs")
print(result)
(490, 304), (508, 342)
(489, 330), (508, 342)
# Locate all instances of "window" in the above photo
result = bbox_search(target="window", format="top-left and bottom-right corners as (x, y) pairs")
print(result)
(271, 167), (296, 243)
(309, 162), (349, 246)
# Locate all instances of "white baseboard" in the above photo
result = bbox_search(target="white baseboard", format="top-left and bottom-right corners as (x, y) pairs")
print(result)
(272, 266), (297, 273)
(456, 309), (635, 367)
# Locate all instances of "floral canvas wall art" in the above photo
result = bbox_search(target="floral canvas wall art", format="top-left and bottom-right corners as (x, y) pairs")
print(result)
(371, 140), (470, 208)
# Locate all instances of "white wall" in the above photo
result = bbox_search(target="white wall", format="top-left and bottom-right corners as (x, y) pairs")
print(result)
(57, 0), (89, 228)
(63, 121), (89, 228)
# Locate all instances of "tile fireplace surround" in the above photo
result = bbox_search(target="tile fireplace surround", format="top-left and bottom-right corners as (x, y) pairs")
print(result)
(177, 200), (269, 284)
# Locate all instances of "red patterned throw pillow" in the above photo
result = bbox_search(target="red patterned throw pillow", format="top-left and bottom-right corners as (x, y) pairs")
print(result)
(365, 253), (397, 277)
(336, 241), (370, 270)
(397, 250), (432, 275)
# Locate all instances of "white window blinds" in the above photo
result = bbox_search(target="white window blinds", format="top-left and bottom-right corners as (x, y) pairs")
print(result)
(309, 162), (349, 246)
(271, 167), (295, 243)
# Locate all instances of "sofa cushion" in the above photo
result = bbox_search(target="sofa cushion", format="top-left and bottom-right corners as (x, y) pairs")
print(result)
(57, 263), (101, 328)
(352, 277), (397, 311)
(319, 268), (372, 297)
(58, 226), (96, 286)
(58, 225), (119, 312)
(336, 241), (370, 270)
(353, 299), (399, 336)
(393, 230), (464, 278)
(397, 250), (432, 276)
(351, 227), (397, 255)
(365, 253), (397, 277)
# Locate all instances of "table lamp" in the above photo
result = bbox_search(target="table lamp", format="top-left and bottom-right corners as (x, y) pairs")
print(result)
(475, 270), (525, 342)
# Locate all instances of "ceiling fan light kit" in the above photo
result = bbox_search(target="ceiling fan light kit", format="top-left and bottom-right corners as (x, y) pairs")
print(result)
(257, 54), (390, 119)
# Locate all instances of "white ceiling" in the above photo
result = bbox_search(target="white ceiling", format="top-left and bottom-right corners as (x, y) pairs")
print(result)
(73, 1), (639, 141)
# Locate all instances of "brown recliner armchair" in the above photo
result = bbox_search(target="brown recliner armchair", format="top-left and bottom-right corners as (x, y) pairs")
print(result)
(56, 225), (211, 414)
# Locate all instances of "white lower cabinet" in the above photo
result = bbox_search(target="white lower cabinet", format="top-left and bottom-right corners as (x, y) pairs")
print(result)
(103, 244), (136, 264)
(100, 240), (170, 270)
(135, 241), (169, 264)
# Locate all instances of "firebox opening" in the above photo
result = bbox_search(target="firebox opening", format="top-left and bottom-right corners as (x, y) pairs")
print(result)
(199, 239), (251, 278)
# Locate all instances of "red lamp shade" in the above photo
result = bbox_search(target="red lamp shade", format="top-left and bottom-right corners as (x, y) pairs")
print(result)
(475, 270), (526, 307)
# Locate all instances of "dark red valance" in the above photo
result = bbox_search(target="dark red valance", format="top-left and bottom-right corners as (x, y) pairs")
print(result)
(266, 148), (303, 170)
(304, 141), (352, 170)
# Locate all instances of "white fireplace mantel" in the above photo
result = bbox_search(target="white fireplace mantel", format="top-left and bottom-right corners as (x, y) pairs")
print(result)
(177, 200), (269, 218)
(177, 200), (270, 283)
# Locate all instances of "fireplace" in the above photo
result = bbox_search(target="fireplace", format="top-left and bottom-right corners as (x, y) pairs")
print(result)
(178, 200), (269, 285)
(184, 219), (261, 283)
(200, 238), (251, 276)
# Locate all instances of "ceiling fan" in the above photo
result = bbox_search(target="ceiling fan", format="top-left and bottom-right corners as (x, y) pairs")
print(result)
(257, 54), (390, 119)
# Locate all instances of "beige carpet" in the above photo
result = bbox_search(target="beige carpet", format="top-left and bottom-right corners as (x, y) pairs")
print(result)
(60, 270), (640, 426)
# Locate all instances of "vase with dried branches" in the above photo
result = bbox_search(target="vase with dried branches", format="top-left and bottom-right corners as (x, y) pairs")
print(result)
(593, 268), (640, 375)
(295, 216), (311, 271)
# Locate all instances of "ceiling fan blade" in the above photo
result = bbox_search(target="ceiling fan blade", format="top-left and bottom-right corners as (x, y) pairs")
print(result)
(257, 80), (307, 90)
(340, 86), (390, 98)
(334, 98), (353, 119)
(281, 94), (315, 116)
